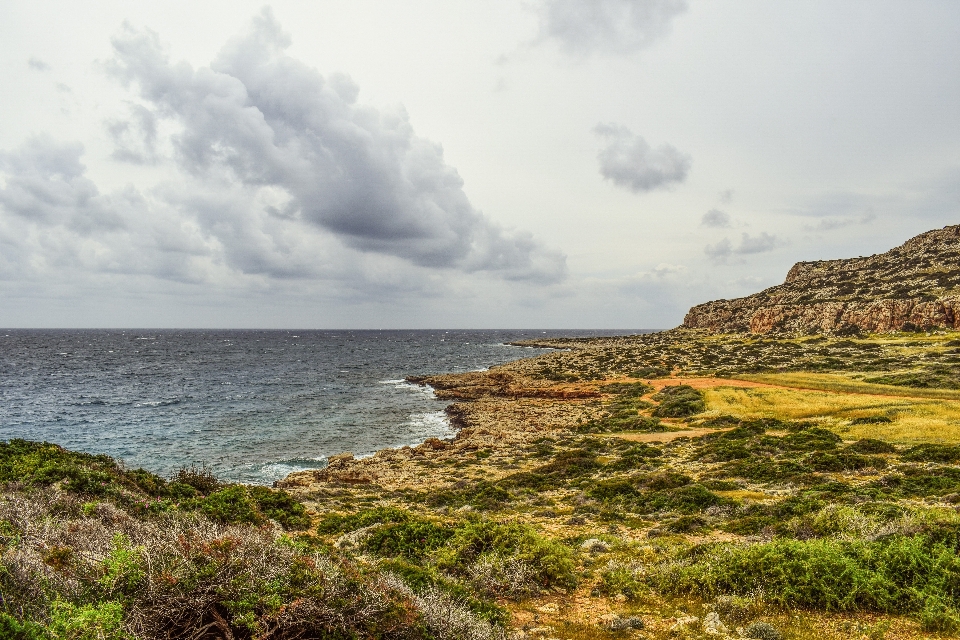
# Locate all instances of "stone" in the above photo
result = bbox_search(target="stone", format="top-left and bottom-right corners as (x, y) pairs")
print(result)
(579, 538), (609, 553)
(683, 225), (960, 335)
(703, 611), (728, 635)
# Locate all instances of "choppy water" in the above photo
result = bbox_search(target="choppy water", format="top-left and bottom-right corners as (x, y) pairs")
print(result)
(0, 329), (638, 484)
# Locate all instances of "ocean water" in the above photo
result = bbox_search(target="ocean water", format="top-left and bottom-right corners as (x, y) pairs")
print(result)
(0, 329), (638, 484)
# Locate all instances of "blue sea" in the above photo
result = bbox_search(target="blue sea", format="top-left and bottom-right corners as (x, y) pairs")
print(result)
(0, 330), (640, 484)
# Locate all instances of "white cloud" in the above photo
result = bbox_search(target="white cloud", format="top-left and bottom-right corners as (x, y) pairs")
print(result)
(593, 123), (690, 193)
(701, 209), (731, 228)
(536, 0), (688, 56)
(705, 232), (779, 263)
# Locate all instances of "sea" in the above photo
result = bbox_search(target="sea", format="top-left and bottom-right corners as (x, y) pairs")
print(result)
(0, 330), (641, 484)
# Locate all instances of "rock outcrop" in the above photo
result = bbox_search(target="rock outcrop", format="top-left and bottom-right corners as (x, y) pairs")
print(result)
(684, 225), (960, 334)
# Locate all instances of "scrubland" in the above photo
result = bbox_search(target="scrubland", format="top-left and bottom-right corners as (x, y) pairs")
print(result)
(6, 329), (960, 639)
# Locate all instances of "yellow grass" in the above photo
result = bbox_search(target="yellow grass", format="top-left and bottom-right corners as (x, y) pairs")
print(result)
(733, 372), (960, 400)
(702, 384), (960, 444)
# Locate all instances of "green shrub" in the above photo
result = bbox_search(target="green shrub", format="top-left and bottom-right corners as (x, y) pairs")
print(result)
(780, 427), (842, 452)
(316, 506), (411, 534)
(196, 486), (263, 525)
(651, 385), (706, 418)
(48, 601), (126, 640)
(426, 481), (513, 510)
(851, 416), (893, 425)
(363, 521), (454, 561)
(438, 519), (577, 590)
(599, 382), (652, 397)
(655, 535), (960, 617)
(170, 464), (220, 495)
(248, 486), (310, 530)
(637, 484), (726, 514)
(805, 451), (886, 472)
(848, 438), (897, 454)
(901, 444), (960, 463)
(0, 613), (48, 640)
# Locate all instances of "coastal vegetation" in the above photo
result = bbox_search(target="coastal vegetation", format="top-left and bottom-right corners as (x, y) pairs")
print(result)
(8, 325), (960, 639)
(12, 239), (960, 640)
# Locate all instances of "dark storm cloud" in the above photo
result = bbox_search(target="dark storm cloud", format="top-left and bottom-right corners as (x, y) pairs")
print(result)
(701, 209), (731, 228)
(594, 123), (690, 192)
(537, 0), (687, 56)
(105, 10), (566, 283)
(705, 232), (779, 263)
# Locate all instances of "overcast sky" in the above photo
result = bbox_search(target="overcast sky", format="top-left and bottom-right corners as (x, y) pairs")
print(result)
(1, 0), (958, 329)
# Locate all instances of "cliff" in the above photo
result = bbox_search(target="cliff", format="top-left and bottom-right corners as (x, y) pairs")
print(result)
(684, 224), (960, 334)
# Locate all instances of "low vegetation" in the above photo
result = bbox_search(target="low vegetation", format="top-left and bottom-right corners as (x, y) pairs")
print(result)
(10, 327), (960, 638)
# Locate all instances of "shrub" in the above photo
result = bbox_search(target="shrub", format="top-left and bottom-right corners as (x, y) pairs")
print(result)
(652, 385), (706, 418)
(364, 521), (454, 561)
(654, 534), (960, 618)
(851, 416), (893, 425)
(743, 621), (783, 640)
(247, 486), (310, 530)
(170, 464), (220, 495)
(805, 451), (886, 472)
(0, 614), (47, 640)
(196, 485), (263, 525)
(316, 506), (411, 534)
(901, 444), (960, 464)
(426, 481), (513, 511)
(848, 438), (897, 454)
(437, 520), (577, 590)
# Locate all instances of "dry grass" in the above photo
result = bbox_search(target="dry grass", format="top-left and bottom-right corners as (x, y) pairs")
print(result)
(735, 372), (960, 401)
(702, 384), (960, 444)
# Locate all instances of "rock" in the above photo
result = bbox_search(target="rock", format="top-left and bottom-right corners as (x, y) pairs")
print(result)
(527, 626), (553, 636)
(327, 452), (354, 466)
(601, 615), (645, 631)
(703, 611), (728, 636)
(670, 616), (699, 631)
(683, 225), (960, 334)
(579, 538), (609, 553)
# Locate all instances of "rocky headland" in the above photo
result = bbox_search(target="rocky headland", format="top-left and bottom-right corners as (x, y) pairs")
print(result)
(684, 224), (960, 334)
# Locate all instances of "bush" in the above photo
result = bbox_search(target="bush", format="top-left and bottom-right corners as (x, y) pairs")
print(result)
(655, 534), (960, 617)
(651, 385), (706, 418)
(171, 464), (220, 495)
(848, 438), (897, 454)
(0, 614), (47, 640)
(902, 444), (960, 464)
(316, 506), (411, 534)
(364, 521), (454, 561)
(437, 519), (577, 590)
(851, 416), (893, 425)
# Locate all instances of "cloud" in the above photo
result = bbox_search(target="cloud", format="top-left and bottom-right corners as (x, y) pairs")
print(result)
(536, 0), (688, 56)
(27, 57), (50, 71)
(705, 232), (779, 263)
(100, 10), (565, 284)
(106, 103), (159, 164)
(593, 123), (690, 192)
(701, 209), (731, 228)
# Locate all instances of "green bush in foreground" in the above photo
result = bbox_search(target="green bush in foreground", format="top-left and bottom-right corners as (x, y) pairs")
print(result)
(0, 440), (310, 531)
(654, 534), (960, 631)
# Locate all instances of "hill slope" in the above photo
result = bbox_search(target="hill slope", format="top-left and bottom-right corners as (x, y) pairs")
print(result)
(684, 225), (960, 334)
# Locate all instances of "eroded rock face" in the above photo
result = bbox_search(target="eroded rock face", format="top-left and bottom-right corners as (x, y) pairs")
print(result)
(684, 225), (960, 334)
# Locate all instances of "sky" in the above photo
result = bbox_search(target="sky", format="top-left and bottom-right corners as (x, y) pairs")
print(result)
(0, 0), (958, 329)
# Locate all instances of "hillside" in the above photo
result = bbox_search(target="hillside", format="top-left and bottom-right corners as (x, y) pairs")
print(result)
(684, 225), (960, 334)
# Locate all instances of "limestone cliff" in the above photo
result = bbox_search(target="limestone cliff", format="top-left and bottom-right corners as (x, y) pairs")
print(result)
(683, 225), (960, 334)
